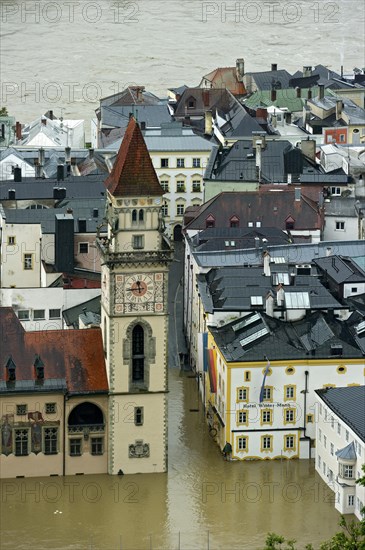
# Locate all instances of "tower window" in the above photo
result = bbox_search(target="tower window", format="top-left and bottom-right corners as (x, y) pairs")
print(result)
(132, 325), (144, 382)
(134, 407), (144, 426)
(132, 209), (137, 223)
(139, 209), (144, 222)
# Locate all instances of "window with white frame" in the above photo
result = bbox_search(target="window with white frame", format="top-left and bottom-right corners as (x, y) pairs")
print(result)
(237, 387), (248, 401)
(331, 187), (341, 196)
(176, 180), (185, 192)
(238, 410), (248, 424)
(337, 423), (341, 435)
(285, 435), (295, 450)
(335, 221), (345, 231)
(79, 243), (89, 254)
(323, 435), (327, 448)
(162, 203), (169, 217)
(91, 437), (103, 456)
(192, 180), (201, 192)
(49, 309), (61, 319)
(285, 409), (295, 423)
(33, 309), (45, 320)
(339, 464), (353, 479)
(44, 427), (58, 455)
(348, 495), (355, 506)
(160, 180), (169, 192)
(15, 429), (29, 456)
(262, 387), (272, 401)
(285, 386), (295, 399)
(18, 310), (30, 321)
(7, 236), (16, 245)
(330, 443), (334, 456)
(160, 158), (169, 168)
(176, 204), (185, 216)
(23, 253), (33, 270)
(262, 436), (272, 450)
(176, 158), (185, 168)
(262, 410), (272, 424)
(192, 158), (201, 168)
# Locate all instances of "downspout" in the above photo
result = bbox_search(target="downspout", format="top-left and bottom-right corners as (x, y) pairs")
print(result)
(63, 390), (68, 476)
(304, 370), (309, 458)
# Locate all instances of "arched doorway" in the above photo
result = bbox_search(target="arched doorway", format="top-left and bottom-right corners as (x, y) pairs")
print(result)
(173, 224), (183, 241)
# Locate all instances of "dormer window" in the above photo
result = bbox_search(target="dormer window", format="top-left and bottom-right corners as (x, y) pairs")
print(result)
(230, 215), (239, 228)
(34, 354), (44, 380)
(286, 216), (295, 231)
(186, 96), (196, 110)
(206, 214), (215, 228)
(6, 356), (16, 381)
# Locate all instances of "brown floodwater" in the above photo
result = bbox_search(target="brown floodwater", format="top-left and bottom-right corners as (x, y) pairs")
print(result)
(1, 368), (342, 550)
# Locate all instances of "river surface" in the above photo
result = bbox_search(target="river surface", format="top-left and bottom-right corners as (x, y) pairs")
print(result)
(1, 0), (364, 133)
(0, 367), (342, 550)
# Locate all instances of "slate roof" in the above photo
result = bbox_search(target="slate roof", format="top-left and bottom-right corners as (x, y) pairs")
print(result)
(99, 86), (163, 109)
(210, 310), (364, 363)
(185, 189), (322, 232)
(0, 307), (108, 394)
(100, 104), (171, 129)
(0, 175), (106, 201)
(104, 117), (164, 197)
(323, 198), (357, 217)
(314, 256), (365, 285)
(219, 103), (266, 138)
(245, 69), (292, 90)
(192, 240), (365, 269)
(174, 88), (233, 118)
(315, 386), (365, 442)
(3, 197), (106, 234)
(197, 266), (341, 314)
(192, 227), (291, 252)
(63, 296), (101, 328)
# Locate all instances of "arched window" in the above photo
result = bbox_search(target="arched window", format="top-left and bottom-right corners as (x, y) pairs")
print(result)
(132, 209), (137, 223)
(132, 325), (144, 382)
(139, 209), (144, 222)
(68, 402), (104, 427)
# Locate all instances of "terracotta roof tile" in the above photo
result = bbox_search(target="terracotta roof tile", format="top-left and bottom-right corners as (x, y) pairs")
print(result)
(104, 116), (164, 197)
(0, 308), (108, 394)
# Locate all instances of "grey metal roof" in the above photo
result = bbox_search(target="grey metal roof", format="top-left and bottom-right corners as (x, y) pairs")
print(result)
(335, 441), (357, 460)
(3, 197), (106, 234)
(314, 256), (365, 285)
(0, 176), (106, 200)
(101, 104), (171, 129)
(197, 267), (341, 314)
(63, 296), (101, 328)
(210, 311), (364, 363)
(246, 69), (292, 90)
(324, 198), (357, 217)
(316, 386), (365, 442)
(0, 378), (67, 394)
(193, 240), (365, 269)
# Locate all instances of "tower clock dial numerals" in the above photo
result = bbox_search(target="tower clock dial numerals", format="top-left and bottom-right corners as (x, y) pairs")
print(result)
(124, 275), (155, 303)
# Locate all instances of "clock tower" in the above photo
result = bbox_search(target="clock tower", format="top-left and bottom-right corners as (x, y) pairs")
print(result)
(98, 117), (173, 474)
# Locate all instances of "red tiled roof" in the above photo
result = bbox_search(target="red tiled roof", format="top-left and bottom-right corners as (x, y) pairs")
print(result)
(104, 116), (164, 197)
(0, 308), (108, 394)
(202, 67), (246, 96)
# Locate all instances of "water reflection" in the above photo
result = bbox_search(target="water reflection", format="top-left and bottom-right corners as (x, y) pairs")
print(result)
(1, 368), (341, 549)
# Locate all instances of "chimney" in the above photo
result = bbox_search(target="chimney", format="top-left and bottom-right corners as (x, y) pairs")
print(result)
(236, 58), (245, 81)
(57, 164), (64, 182)
(55, 213), (74, 273)
(88, 148), (94, 159)
(38, 147), (45, 167)
(256, 108), (268, 121)
(302, 105), (310, 125)
(271, 89), (277, 102)
(49, 110), (54, 120)
(318, 84), (325, 99)
(336, 100), (343, 120)
(276, 284), (285, 307)
(6, 356), (16, 381)
(140, 121), (146, 131)
(326, 247), (332, 257)
(254, 236), (260, 249)
(202, 89), (210, 107)
(296, 87), (301, 98)
(263, 251), (271, 276)
(303, 66), (312, 77)
(205, 110), (213, 135)
(271, 114), (277, 128)
(295, 187), (301, 201)
(285, 112), (292, 125)
(41, 117), (47, 126)
(65, 146), (71, 164)
(265, 291), (274, 317)
(15, 121), (22, 141)
(271, 63), (278, 71)
(300, 138), (316, 161)
(13, 166), (22, 182)
(307, 88), (312, 100)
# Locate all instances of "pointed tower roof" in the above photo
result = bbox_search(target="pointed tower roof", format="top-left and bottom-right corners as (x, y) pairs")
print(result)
(104, 117), (164, 197)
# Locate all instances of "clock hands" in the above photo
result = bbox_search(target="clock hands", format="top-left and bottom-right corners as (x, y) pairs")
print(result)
(126, 280), (142, 293)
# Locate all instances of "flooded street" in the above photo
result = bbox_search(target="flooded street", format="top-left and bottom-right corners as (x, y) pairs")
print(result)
(1, 367), (341, 549)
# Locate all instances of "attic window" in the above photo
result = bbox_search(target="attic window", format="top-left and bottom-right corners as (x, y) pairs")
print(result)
(286, 216), (295, 230)
(34, 355), (45, 380)
(331, 344), (343, 356)
(186, 96), (196, 110)
(206, 215), (215, 228)
(230, 215), (239, 228)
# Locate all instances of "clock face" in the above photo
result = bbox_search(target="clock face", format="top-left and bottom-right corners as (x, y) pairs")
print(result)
(124, 274), (154, 303)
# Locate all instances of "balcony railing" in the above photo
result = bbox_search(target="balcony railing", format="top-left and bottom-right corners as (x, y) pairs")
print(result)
(97, 240), (174, 266)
